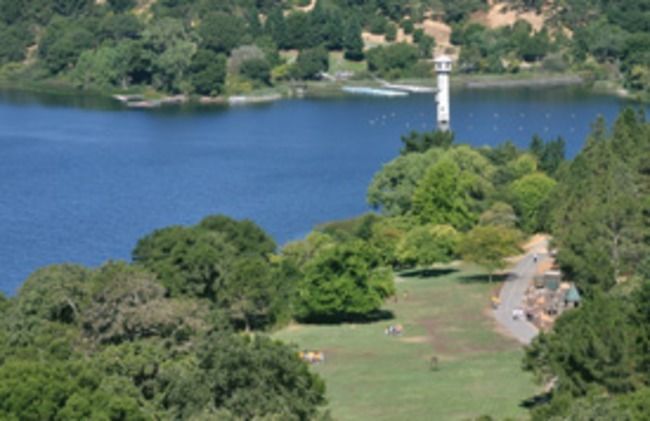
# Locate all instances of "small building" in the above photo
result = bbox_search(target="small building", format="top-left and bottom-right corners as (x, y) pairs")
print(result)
(543, 270), (562, 291)
(565, 285), (581, 308)
(524, 268), (581, 331)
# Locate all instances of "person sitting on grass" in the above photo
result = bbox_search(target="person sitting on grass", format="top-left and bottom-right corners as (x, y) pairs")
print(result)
(385, 324), (404, 336)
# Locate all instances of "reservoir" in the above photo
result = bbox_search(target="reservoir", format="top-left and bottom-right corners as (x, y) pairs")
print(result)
(0, 87), (642, 294)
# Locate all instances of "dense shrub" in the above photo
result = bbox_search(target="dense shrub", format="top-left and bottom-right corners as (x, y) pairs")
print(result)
(295, 240), (395, 322)
(366, 43), (419, 78)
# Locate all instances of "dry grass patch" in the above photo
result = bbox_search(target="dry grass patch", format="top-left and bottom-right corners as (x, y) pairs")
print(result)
(418, 19), (453, 54)
(471, 1), (546, 32)
(399, 336), (429, 344)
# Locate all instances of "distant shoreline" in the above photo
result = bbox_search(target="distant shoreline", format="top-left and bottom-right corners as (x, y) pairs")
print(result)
(0, 72), (643, 108)
(461, 75), (583, 89)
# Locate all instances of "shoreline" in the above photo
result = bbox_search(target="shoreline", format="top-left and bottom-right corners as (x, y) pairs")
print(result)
(0, 72), (644, 108)
(0, 81), (644, 296)
(461, 75), (583, 89)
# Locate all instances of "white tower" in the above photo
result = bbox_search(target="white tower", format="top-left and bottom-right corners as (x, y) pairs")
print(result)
(434, 55), (452, 131)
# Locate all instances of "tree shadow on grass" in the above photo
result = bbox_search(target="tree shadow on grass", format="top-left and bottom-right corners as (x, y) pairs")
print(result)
(520, 391), (552, 410)
(298, 309), (395, 325)
(458, 273), (510, 284)
(398, 268), (459, 279)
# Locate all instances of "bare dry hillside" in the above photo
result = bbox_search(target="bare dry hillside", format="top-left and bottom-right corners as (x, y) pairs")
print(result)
(470, 1), (546, 32)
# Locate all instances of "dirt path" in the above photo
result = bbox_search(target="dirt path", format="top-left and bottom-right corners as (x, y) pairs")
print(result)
(492, 238), (547, 345)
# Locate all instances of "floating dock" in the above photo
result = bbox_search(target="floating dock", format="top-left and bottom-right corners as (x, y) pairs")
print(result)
(113, 94), (187, 108)
(228, 94), (282, 106)
(341, 86), (409, 97)
(380, 83), (436, 93)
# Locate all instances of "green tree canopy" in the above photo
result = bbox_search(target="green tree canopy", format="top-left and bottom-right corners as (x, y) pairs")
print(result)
(142, 17), (196, 92)
(509, 172), (557, 233)
(551, 111), (650, 295)
(479, 202), (518, 228)
(82, 262), (211, 345)
(282, 231), (336, 270)
(72, 44), (134, 90)
(524, 292), (645, 419)
(0, 359), (145, 420)
(198, 214), (276, 256)
(240, 57), (272, 85)
(162, 333), (327, 420)
(368, 147), (442, 216)
(199, 13), (246, 54)
(396, 224), (459, 268)
(505, 153), (538, 181)
(108, 0), (135, 13)
(52, 0), (92, 16)
(14, 264), (93, 325)
(400, 130), (454, 155)
(458, 225), (522, 282)
(295, 240), (395, 322)
(39, 21), (95, 74)
(98, 12), (142, 41)
(292, 45), (329, 80)
(190, 49), (227, 96)
(529, 135), (566, 176)
(133, 215), (287, 330)
(366, 43), (419, 78)
(343, 16), (364, 61)
(0, 23), (32, 64)
(368, 215), (416, 267)
(411, 156), (478, 230)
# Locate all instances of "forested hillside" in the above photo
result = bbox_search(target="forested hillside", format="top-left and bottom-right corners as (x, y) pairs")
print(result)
(0, 0), (647, 98)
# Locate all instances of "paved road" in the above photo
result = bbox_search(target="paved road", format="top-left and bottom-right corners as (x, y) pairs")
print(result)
(493, 240), (548, 345)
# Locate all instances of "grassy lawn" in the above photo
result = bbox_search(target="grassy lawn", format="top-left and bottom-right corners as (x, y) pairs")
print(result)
(274, 264), (539, 420)
(328, 52), (368, 74)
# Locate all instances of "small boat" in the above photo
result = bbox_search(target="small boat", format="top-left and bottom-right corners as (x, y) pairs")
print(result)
(342, 86), (408, 97)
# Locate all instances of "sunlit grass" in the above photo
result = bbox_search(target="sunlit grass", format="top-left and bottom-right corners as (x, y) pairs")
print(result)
(275, 264), (539, 420)
(328, 52), (368, 74)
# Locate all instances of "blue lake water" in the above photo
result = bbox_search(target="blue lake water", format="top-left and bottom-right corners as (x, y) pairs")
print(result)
(0, 87), (643, 294)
